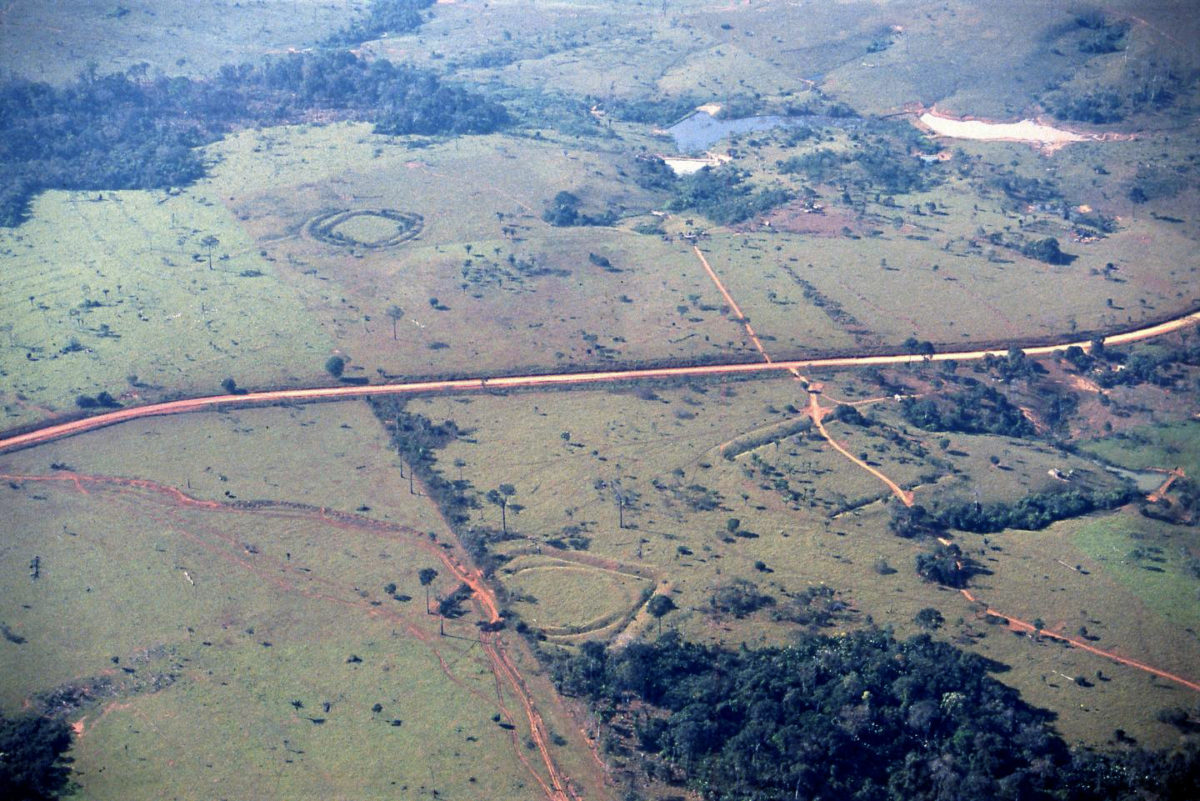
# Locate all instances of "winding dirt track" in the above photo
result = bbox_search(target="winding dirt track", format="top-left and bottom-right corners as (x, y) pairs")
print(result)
(3, 469), (579, 801)
(2, 309), (1198, 455)
(960, 589), (1200, 693)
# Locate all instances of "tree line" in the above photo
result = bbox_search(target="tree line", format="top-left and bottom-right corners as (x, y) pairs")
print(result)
(891, 484), (1136, 539)
(0, 3), (508, 225)
(1066, 337), (1200, 390)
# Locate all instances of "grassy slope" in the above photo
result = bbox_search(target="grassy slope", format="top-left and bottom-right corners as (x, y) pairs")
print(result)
(3, 0), (1200, 788)
(0, 402), (602, 800)
(0, 190), (333, 429)
(0, 0), (360, 83)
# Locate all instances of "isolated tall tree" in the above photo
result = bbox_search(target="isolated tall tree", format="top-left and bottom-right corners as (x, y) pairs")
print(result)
(611, 479), (639, 529)
(486, 484), (517, 535)
(418, 567), (438, 613)
(386, 305), (404, 340)
(200, 235), (219, 270)
(647, 593), (677, 636)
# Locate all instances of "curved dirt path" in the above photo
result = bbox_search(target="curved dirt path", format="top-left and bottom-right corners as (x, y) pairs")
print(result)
(4, 469), (581, 801)
(691, 243), (915, 505)
(807, 392), (915, 506)
(410, 475), (580, 801)
(960, 589), (1200, 693)
(3, 310), (1197, 791)
(2, 309), (1198, 456)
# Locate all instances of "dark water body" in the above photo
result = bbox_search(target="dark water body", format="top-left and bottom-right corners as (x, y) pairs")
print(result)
(667, 111), (860, 154)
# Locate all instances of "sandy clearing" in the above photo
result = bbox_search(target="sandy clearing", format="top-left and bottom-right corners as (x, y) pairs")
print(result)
(919, 111), (1089, 147)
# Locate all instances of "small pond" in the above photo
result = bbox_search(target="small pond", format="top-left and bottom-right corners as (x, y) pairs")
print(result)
(667, 111), (859, 154)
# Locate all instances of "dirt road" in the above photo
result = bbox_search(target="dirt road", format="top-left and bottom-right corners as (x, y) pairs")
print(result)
(960, 589), (1200, 693)
(2, 310), (1198, 455)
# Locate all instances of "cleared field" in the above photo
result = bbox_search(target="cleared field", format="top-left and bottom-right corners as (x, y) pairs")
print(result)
(1079, 420), (1200, 479)
(955, 507), (1200, 744)
(0, 402), (609, 800)
(1074, 514), (1200, 631)
(0, 0), (359, 83)
(205, 125), (749, 377)
(501, 555), (652, 637)
(5, 0), (1200, 792)
(405, 374), (1198, 747)
(699, 153), (1197, 357)
(0, 189), (332, 429)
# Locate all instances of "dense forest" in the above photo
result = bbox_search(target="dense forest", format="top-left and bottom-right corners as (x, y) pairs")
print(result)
(890, 483), (1136, 539)
(554, 630), (1200, 801)
(0, 711), (74, 801)
(667, 166), (792, 226)
(0, 0), (508, 226)
(900, 384), (1036, 438)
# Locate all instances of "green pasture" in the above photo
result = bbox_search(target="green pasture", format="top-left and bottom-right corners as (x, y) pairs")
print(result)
(1079, 420), (1200, 479)
(205, 125), (753, 377)
(500, 556), (651, 637)
(0, 0), (358, 83)
(0, 401), (430, 529)
(953, 508), (1200, 746)
(1074, 513), (1200, 631)
(0, 478), (545, 800)
(696, 134), (1196, 355)
(0, 401), (596, 800)
(4, 0), (1200, 783)
(406, 374), (1198, 747)
(0, 189), (331, 429)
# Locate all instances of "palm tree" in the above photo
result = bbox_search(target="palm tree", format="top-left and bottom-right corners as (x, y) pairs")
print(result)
(418, 568), (438, 613)
(200, 235), (219, 270)
(486, 484), (517, 535)
(386, 305), (404, 340)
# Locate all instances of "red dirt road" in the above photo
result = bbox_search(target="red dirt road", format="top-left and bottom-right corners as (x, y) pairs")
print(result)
(960, 589), (1200, 693)
(4, 469), (583, 800)
(2, 310), (1197, 456)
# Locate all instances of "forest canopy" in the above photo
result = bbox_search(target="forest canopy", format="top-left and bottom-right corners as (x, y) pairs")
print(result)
(554, 630), (1200, 801)
(0, 711), (74, 801)
(0, 25), (508, 226)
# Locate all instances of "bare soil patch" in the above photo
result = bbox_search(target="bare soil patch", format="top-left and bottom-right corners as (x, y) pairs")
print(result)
(755, 204), (862, 237)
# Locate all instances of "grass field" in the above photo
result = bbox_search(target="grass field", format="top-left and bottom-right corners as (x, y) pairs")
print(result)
(1074, 514), (1200, 631)
(1080, 420), (1200, 478)
(205, 124), (751, 377)
(0, 189), (333, 429)
(403, 371), (1198, 747)
(501, 555), (653, 638)
(0, 401), (607, 800)
(4, 0), (1200, 794)
(0, 0), (360, 83)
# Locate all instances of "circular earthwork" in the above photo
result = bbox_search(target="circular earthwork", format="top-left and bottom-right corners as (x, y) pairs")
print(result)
(305, 208), (424, 249)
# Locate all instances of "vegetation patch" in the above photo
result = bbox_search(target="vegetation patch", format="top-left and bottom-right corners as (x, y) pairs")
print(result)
(0, 46), (507, 226)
